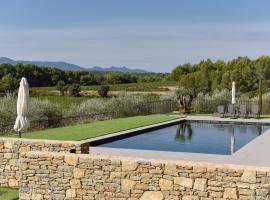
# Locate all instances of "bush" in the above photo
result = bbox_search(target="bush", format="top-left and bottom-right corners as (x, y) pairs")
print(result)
(0, 92), (17, 125)
(68, 84), (81, 97)
(68, 93), (149, 118)
(98, 85), (110, 98)
(0, 94), (63, 128)
(56, 81), (67, 96)
(192, 89), (231, 113)
(30, 99), (63, 126)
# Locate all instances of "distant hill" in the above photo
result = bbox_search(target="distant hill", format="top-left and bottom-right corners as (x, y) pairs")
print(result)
(0, 57), (149, 73)
(87, 66), (148, 73)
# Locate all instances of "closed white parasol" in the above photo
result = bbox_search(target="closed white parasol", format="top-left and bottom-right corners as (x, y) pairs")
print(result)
(232, 81), (236, 105)
(14, 77), (30, 137)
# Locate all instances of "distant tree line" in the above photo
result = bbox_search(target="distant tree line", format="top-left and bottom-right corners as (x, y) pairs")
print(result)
(0, 63), (169, 92)
(171, 56), (270, 97)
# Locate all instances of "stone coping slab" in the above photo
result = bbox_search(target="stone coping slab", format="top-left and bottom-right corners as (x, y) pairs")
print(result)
(0, 137), (82, 145)
(90, 116), (270, 168)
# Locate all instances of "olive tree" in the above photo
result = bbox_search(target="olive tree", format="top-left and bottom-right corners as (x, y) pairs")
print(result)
(175, 87), (194, 114)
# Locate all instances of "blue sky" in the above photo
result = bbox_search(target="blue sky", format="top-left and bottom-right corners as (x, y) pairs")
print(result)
(1, 0), (270, 72)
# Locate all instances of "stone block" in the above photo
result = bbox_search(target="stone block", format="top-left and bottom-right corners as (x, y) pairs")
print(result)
(65, 155), (78, 166)
(122, 160), (138, 171)
(66, 189), (76, 198)
(140, 191), (163, 200)
(193, 178), (207, 191)
(122, 179), (136, 190)
(159, 179), (173, 191)
(241, 170), (256, 184)
(223, 188), (238, 199)
(174, 177), (193, 188)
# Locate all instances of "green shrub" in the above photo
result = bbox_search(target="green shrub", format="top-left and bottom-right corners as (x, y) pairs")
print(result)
(68, 84), (81, 97)
(56, 81), (67, 96)
(98, 85), (110, 98)
(0, 92), (17, 125)
(30, 99), (63, 126)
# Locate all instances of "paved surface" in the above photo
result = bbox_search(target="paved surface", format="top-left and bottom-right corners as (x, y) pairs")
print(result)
(90, 116), (270, 168)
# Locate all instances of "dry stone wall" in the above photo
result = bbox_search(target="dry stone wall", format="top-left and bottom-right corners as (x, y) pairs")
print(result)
(20, 151), (270, 200)
(0, 138), (89, 187)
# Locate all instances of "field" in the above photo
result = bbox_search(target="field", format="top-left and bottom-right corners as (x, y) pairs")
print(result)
(29, 82), (177, 108)
(33, 95), (91, 108)
(31, 82), (177, 96)
(3, 114), (178, 141)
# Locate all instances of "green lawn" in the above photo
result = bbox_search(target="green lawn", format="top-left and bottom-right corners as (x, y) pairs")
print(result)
(0, 187), (19, 200)
(3, 114), (178, 141)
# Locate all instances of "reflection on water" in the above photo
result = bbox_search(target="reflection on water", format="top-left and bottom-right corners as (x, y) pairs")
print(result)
(175, 123), (193, 142)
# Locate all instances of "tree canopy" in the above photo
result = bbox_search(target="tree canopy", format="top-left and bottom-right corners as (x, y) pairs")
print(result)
(171, 56), (270, 97)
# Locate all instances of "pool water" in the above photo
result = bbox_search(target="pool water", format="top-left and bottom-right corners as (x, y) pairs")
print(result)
(97, 122), (270, 155)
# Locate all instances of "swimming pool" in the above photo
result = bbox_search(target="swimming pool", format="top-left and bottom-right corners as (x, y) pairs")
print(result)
(95, 121), (270, 155)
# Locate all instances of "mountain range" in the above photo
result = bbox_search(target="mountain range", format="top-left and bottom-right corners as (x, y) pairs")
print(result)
(0, 57), (149, 73)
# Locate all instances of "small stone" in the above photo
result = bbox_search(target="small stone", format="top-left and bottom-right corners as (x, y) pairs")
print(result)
(31, 193), (43, 200)
(110, 172), (122, 179)
(20, 163), (28, 171)
(122, 179), (136, 190)
(164, 163), (177, 176)
(8, 179), (18, 187)
(182, 196), (199, 200)
(73, 168), (85, 178)
(65, 155), (78, 166)
(241, 171), (256, 184)
(193, 178), (207, 191)
(19, 146), (30, 154)
(159, 179), (173, 190)
(174, 177), (193, 188)
(4, 141), (14, 149)
(70, 179), (81, 189)
(66, 189), (76, 198)
(140, 191), (163, 200)
(223, 188), (238, 199)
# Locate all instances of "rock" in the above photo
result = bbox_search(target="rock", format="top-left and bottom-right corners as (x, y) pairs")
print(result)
(223, 188), (238, 199)
(8, 179), (19, 187)
(31, 193), (43, 200)
(164, 163), (177, 176)
(174, 177), (193, 188)
(122, 160), (138, 171)
(121, 179), (136, 190)
(140, 191), (164, 200)
(65, 155), (78, 166)
(241, 171), (256, 184)
(159, 179), (173, 190)
(182, 196), (199, 200)
(193, 178), (207, 191)
(70, 179), (81, 189)
(73, 168), (85, 178)
(4, 141), (14, 149)
(66, 189), (76, 198)
(19, 146), (30, 154)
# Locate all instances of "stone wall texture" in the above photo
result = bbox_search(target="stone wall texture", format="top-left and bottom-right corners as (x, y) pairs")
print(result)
(20, 151), (270, 200)
(0, 138), (89, 187)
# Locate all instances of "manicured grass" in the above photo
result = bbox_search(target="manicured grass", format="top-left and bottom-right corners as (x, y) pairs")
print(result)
(4, 115), (178, 141)
(0, 187), (19, 200)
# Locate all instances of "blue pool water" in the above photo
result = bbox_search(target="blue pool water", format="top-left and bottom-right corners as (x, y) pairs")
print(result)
(97, 122), (270, 155)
